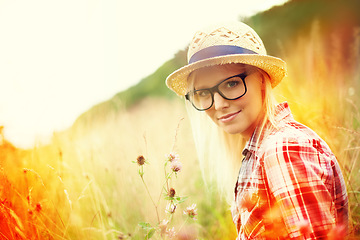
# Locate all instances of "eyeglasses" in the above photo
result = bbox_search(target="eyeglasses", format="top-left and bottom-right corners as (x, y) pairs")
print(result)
(185, 73), (247, 111)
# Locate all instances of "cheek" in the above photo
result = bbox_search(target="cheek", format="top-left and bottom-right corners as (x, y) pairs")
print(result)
(205, 108), (215, 120)
(247, 80), (263, 104)
(243, 84), (262, 104)
(251, 93), (263, 114)
(243, 85), (264, 117)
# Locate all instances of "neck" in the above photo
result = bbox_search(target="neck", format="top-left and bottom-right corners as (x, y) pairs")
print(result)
(242, 110), (266, 141)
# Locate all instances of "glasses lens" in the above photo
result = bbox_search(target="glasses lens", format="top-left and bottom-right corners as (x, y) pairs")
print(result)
(190, 89), (212, 110)
(218, 75), (246, 99)
(186, 73), (248, 111)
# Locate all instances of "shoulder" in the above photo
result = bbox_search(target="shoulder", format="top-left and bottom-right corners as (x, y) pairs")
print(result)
(257, 120), (339, 191)
(259, 120), (334, 163)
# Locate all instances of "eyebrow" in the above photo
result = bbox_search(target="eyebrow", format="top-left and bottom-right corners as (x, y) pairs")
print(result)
(194, 72), (246, 91)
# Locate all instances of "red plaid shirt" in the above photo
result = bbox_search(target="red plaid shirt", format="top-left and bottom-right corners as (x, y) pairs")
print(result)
(232, 102), (348, 239)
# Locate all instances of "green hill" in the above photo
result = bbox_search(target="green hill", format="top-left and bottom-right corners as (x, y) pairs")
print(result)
(71, 50), (187, 129)
(71, 0), (360, 131)
(244, 0), (360, 57)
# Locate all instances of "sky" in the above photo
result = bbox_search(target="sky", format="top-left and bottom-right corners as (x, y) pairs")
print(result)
(0, 0), (288, 148)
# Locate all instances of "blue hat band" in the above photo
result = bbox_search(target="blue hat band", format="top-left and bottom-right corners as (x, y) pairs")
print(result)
(188, 45), (258, 64)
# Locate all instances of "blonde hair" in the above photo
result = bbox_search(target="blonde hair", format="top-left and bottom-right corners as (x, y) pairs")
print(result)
(185, 64), (278, 201)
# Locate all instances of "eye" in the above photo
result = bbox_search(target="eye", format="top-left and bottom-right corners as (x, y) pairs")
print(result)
(225, 80), (240, 88)
(195, 90), (210, 98)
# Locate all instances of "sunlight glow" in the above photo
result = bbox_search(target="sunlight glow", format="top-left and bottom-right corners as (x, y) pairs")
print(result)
(0, 0), (288, 148)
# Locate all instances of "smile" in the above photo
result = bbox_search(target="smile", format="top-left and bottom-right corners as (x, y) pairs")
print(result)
(218, 110), (241, 123)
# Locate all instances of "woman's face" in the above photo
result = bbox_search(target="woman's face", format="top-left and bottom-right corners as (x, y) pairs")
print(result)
(192, 64), (264, 139)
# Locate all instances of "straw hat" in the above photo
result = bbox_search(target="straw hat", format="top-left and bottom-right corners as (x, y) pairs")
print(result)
(166, 22), (287, 96)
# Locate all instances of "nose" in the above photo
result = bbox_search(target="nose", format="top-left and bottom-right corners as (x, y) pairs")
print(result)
(213, 92), (229, 110)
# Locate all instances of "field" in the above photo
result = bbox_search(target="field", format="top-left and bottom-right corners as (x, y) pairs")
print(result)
(1, 22), (360, 240)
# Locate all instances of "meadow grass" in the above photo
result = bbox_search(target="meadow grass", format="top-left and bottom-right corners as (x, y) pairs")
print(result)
(276, 21), (360, 237)
(0, 22), (360, 239)
(0, 98), (237, 240)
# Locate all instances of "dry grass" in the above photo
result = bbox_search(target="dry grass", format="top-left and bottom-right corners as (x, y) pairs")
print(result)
(0, 98), (236, 239)
(0, 21), (360, 239)
(276, 21), (360, 237)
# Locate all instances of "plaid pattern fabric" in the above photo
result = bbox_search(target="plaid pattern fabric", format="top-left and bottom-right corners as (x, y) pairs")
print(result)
(231, 102), (348, 239)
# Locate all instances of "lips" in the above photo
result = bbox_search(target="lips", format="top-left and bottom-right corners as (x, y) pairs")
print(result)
(218, 110), (241, 123)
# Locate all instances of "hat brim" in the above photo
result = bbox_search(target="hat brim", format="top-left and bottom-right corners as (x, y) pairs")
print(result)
(166, 54), (287, 96)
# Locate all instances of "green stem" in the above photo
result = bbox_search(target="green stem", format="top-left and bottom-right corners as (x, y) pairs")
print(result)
(157, 168), (174, 206)
(141, 175), (160, 223)
(177, 217), (189, 234)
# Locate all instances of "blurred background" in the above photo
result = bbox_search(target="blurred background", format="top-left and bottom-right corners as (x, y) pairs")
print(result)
(0, 0), (360, 239)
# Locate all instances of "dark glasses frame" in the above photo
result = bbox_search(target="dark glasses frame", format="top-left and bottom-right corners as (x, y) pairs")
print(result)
(185, 73), (248, 111)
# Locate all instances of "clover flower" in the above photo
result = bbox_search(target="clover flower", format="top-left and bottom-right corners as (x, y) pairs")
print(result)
(136, 155), (146, 166)
(183, 204), (197, 220)
(158, 219), (169, 235)
(168, 188), (176, 198)
(166, 202), (177, 214)
(35, 203), (42, 212)
(166, 152), (180, 162)
(166, 227), (176, 239)
(170, 161), (182, 173)
(117, 232), (126, 239)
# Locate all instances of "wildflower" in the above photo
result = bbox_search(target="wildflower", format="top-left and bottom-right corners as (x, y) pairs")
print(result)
(183, 204), (197, 220)
(170, 161), (182, 173)
(136, 155), (146, 166)
(158, 219), (169, 235)
(35, 203), (42, 212)
(83, 173), (90, 180)
(117, 232), (131, 239)
(166, 152), (180, 162)
(118, 232), (125, 239)
(166, 227), (176, 239)
(28, 209), (33, 215)
(168, 188), (176, 198)
(166, 202), (177, 214)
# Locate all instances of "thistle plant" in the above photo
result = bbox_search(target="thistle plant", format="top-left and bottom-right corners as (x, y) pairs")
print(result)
(133, 121), (197, 239)
(133, 152), (197, 239)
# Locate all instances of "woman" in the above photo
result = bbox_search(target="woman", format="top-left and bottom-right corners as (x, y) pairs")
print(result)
(166, 22), (348, 239)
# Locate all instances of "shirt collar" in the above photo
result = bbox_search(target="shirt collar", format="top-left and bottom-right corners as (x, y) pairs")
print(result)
(242, 102), (293, 156)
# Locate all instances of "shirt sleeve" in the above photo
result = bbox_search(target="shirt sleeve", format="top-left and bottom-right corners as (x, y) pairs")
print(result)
(262, 136), (340, 239)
